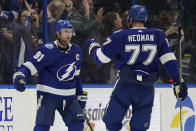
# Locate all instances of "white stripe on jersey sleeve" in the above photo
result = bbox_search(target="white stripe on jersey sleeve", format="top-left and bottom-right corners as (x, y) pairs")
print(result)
(159, 53), (177, 65)
(96, 48), (111, 63)
(23, 61), (38, 75)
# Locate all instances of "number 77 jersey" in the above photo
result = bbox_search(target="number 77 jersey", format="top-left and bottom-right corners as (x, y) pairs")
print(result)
(91, 28), (179, 82)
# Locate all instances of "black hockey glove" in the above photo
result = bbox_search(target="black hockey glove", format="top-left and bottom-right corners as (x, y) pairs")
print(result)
(77, 91), (88, 109)
(13, 72), (26, 92)
(170, 79), (188, 101)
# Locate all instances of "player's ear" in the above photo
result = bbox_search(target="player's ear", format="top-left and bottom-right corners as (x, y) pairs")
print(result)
(128, 17), (132, 28)
(56, 31), (60, 38)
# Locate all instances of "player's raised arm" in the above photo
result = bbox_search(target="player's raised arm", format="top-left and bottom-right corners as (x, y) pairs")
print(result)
(84, 31), (123, 65)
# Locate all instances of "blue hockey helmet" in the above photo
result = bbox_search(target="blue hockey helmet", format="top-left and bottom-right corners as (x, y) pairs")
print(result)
(128, 4), (148, 22)
(55, 20), (73, 32)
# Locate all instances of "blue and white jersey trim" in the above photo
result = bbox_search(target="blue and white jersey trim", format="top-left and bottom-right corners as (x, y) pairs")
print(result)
(89, 42), (100, 55)
(23, 61), (38, 75)
(159, 53), (177, 65)
(37, 84), (76, 96)
(96, 48), (111, 63)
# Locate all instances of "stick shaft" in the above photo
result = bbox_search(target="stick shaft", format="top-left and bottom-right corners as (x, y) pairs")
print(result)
(178, 21), (183, 131)
(180, 100), (183, 131)
(83, 110), (94, 131)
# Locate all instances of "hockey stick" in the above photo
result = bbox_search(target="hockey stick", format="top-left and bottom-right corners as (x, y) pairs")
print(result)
(82, 110), (94, 131)
(179, 28), (183, 131)
(178, 4), (183, 131)
(178, 26), (183, 131)
(177, 0), (183, 130)
(179, 100), (183, 131)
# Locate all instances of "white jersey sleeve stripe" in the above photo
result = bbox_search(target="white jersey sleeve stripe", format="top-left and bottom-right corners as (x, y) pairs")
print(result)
(23, 61), (38, 75)
(37, 84), (76, 96)
(96, 48), (111, 63)
(159, 53), (177, 65)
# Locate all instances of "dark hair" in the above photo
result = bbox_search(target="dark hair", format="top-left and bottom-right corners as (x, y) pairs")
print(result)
(101, 11), (117, 37)
(72, 0), (82, 10)
(158, 10), (175, 30)
(32, 1), (39, 12)
(16, 8), (28, 26)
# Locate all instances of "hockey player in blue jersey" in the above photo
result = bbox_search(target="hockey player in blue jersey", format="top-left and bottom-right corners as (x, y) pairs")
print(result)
(84, 4), (188, 131)
(13, 20), (87, 131)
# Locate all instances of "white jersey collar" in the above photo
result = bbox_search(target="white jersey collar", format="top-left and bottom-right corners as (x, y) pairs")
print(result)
(131, 27), (146, 29)
(54, 40), (72, 53)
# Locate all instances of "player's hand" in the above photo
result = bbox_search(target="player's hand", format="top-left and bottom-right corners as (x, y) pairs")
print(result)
(84, 39), (100, 56)
(77, 91), (88, 109)
(171, 80), (188, 101)
(13, 72), (26, 92)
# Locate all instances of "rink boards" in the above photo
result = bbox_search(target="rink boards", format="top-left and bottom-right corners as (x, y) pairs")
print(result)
(0, 84), (195, 131)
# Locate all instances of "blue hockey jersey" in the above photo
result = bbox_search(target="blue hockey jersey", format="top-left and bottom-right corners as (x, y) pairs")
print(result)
(91, 27), (179, 82)
(19, 40), (83, 100)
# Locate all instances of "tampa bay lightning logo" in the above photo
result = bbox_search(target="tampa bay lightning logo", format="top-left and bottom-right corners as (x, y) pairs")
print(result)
(57, 62), (76, 81)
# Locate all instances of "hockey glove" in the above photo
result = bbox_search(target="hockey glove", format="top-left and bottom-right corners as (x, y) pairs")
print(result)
(170, 79), (188, 101)
(13, 72), (26, 92)
(84, 39), (100, 56)
(77, 91), (88, 109)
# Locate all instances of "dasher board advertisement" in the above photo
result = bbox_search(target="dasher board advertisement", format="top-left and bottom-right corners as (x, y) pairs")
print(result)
(0, 84), (195, 131)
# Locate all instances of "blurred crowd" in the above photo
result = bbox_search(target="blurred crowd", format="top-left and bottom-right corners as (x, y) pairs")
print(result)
(0, 0), (196, 84)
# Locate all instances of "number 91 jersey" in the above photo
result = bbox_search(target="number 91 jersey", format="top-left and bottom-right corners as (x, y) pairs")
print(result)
(91, 28), (179, 82)
(22, 40), (82, 99)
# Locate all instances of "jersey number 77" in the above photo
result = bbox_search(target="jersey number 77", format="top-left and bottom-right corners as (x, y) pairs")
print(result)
(125, 44), (157, 65)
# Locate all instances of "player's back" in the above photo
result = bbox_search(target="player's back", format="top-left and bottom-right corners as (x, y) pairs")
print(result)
(91, 27), (173, 80)
(110, 28), (171, 76)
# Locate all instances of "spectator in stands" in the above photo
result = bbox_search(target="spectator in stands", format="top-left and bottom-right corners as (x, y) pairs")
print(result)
(121, 10), (130, 29)
(157, 10), (190, 83)
(2, 9), (37, 77)
(68, 0), (103, 47)
(83, 11), (122, 83)
(60, 0), (103, 83)
(37, 0), (67, 42)
(47, 1), (66, 41)
(102, 11), (122, 83)
(30, 8), (40, 47)
(48, 1), (65, 21)
(36, 0), (52, 14)
(11, 0), (25, 13)
(10, 0), (33, 19)
(0, 3), (17, 83)
(0, 27), (15, 83)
